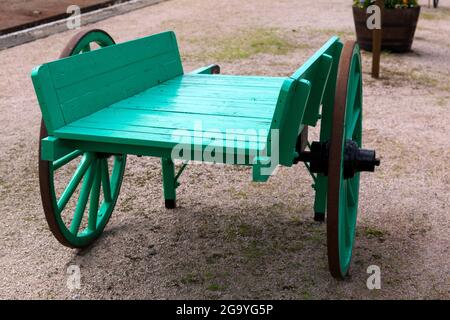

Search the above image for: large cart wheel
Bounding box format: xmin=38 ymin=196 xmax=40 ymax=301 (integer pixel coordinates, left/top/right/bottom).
xmin=39 ymin=29 xmax=126 ymax=248
xmin=327 ymin=41 xmax=363 ymax=278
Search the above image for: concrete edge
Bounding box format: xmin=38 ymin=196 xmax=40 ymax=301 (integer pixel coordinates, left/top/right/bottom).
xmin=0 ymin=0 xmax=167 ymax=51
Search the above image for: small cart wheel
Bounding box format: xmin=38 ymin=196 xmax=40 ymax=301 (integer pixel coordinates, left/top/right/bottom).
xmin=327 ymin=41 xmax=363 ymax=278
xmin=433 ymin=0 xmax=439 ymax=8
xmin=39 ymin=29 xmax=126 ymax=248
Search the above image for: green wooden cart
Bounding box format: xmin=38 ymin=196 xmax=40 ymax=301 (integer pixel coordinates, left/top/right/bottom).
xmin=31 ymin=29 xmax=380 ymax=278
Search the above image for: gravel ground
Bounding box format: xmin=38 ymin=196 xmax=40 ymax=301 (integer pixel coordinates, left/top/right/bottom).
xmin=0 ymin=0 xmax=449 ymax=299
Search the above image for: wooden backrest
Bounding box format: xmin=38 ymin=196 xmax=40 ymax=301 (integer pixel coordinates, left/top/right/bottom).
xmin=269 ymin=37 xmax=343 ymax=166
xmin=31 ymin=31 xmax=183 ymax=134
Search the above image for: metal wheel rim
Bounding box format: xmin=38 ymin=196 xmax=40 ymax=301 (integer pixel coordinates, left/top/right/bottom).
xmin=327 ymin=40 xmax=363 ymax=278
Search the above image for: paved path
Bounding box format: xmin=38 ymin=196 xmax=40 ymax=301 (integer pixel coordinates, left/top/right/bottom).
xmin=0 ymin=0 xmax=115 ymax=33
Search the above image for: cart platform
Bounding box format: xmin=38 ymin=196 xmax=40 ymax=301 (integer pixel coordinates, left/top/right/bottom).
xmin=53 ymin=74 xmax=285 ymax=153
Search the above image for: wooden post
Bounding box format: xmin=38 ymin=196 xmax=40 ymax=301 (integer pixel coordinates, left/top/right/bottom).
xmin=371 ymin=0 xmax=383 ymax=78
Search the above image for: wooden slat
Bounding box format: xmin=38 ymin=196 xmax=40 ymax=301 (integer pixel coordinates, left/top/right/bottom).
xmin=50 ymin=32 xmax=177 ymax=88
xmin=69 ymin=107 xmax=272 ymax=132
xmin=268 ymin=37 xmax=342 ymax=166
xmin=110 ymin=103 xmax=275 ymax=120
xmin=31 ymin=64 xmax=65 ymax=134
xmin=163 ymin=74 xmax=286 ymax=87
xmin=55 ymin=51 xmax=179 ymax=102
xmin=112 ymin=94 xmax=277 ymax=109
xmin=55 ymin=126 xmax=267 ymax=152
xmin=124 ymin=93 xmax=277 ymax=107
xmin=31 ymin=31 xmax=183 ymax=132
xmin=51 ymin=73 xmax=285 ymax=153
xmin=61 ymin=122 xmax=266 ymax=143
xmin=107 ymin=75 xmax=283 ymax=120
xmin=134 ymin=80 xmax=283 ymax=101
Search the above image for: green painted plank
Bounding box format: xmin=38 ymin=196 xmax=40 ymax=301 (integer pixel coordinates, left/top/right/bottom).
xmin=56 ymin=67 xmax=281 ymax=127
xmin=162 ymin=74 xmax=286 ymax=88
xmin=111 ymin=95 xmax=277 ymax=112
xmin=32 ymin=31 xmax=183 ymax=132
xmin=268 ymin=37 xmax=343 ymax=166
xmin=54 ymin=126 xmax=267 ymax=152
xmin=110 ymin=104 xmax=275 ymax=120
xmin=40 ymin=136 xmax=76 ymax=160
xmin=109 ymin=78 xmax=280 ymax=119
xmin=56 ymin=51 xmax=179 ymax=102
xmin=134 ymin=84 xmax=282 ymax=101
xmin=49 ymin=32 xmax=179 ymax=89
xmin=300 ymin=53 xmax=334 ymax=125
xmin=278 ymin=79 xmax=311 ymax=166
xmin=43 ymin=136 xmax=263 ymax=166
xmin=290 ymin=37 xmax=341 ymax=126
xmin=62 ymin=121 xmax=267 ymax=143
xmin=174 ymin=73 xmax=286 ymax=83
xmin=290 ymin=36 xmax=340 ymax=80
xmin=57 ymin=53 xmax=182 ymax=124
xmin=69 ymin=107 xmax=272 ymax=134
xmin=123 ymin=93 xmax=278 ymax=108
xmin=31 ymin=64 xmax=66 ymax=133
xmin=269 ymin=78 xmax=297 ymax=131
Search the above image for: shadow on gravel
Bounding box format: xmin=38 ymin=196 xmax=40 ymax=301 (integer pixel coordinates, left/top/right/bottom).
xmin=62 ymin=201 xmax=421 ymax=299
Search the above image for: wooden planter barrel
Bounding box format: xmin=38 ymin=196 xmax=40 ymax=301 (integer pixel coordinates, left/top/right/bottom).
xmin=353 ymin=6 xmax=421 ymax=53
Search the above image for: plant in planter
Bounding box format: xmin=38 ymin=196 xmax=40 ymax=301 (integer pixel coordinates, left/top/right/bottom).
xmin=353 ymin=0 xmax=421 ymax=52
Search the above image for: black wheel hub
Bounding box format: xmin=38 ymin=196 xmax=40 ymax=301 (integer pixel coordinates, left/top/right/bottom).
xmin=296 ymin=140 xmax=380 ymax=179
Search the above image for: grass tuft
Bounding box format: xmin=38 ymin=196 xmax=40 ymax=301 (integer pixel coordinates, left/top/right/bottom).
xmin=242 ymin=240 xmax=264 ymax=260
xmin=180 ymin=273 xmax=200 ymax=285
xmin=365 ymin=226 xmax=386 ymax=238
xmin=206 ymin=283 xmax=227 ymax=291
xmin=193 ymin=28 xmax=297 ymax=61
xmin=421 ymin=8 xmax=450 ymax=21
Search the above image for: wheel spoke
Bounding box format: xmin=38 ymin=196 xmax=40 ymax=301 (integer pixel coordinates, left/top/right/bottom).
xmin=347 ymin=72 xmax=360 ymax=117
xmin=81 ymin=44 xmax=91 ymax=53
xmin=344 ymin=214 xmax=351 ymax=247
xmin=88 ymin=161 xmax=101 ymax=231
xmin=57 ymin=153 xmax=93 ymax=213
xmin=101 ymin=158 xmax=112 ymax=203
xmin=347 ymin=108 xmax=361 ymax=138
xmin=347 ymin=178 xmax=356 ymax=207
xmin=53 ymin=150 xmax=83 ymax=170
xmin=70 ymin=158 xmax=96 ymax=234
xmin=352 ymin=79 xmax=361 ymax=112
xmin=341 ymin=181 xmax=351 ymax=247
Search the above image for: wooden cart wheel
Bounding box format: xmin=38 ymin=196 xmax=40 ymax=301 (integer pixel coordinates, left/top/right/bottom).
xmin=327 ymin=41 xmax=363 ymax=278
xmin=39 ymin=29 xmax=126 ymax=248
